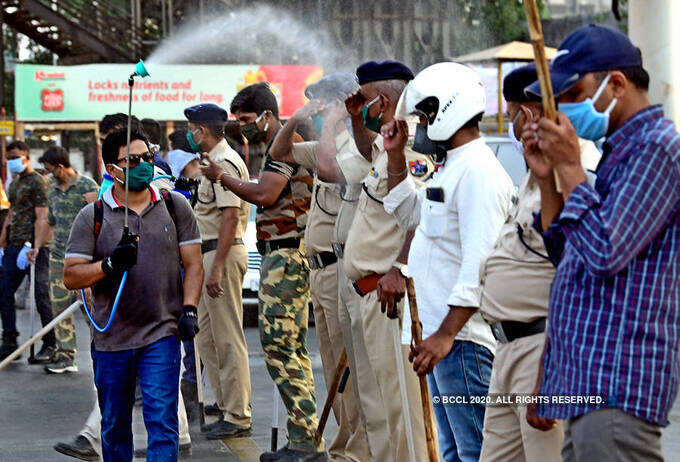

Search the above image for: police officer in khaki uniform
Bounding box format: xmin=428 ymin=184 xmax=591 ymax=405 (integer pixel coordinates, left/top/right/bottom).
xmin=185 ymin=104 xmax=252 ymax=439
xmin=342 ymin=61 xmax=435 ymax=462
xmin=202 ymin=83 xmax=327 ymax=461
xmin=477 ymin=65 xmax=600 ymax=462
xmin=268 ymin=74 xmax=371 ymax=462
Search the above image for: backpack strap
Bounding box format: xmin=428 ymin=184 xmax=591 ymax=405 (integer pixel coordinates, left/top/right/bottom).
xmin=160 ymin=189 xmax=178 ymax=231
xmin=93 ymin=199 xmax=104 ymax=239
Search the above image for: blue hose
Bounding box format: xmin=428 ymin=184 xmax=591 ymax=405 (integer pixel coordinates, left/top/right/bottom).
xmin=80 ymin=271 xmax=128 ymax=333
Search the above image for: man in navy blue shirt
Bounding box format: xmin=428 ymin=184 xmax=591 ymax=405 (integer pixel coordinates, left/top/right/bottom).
xmin=522 ymin=25 xmax=680 ymax=461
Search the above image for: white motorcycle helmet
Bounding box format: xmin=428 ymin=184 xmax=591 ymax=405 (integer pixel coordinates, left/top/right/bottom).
xmin=395 ymin=62 xmax=486 ymax=142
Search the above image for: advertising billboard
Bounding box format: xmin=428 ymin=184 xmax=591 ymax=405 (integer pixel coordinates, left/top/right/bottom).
xmin=15 ymin=64 xmax=323 ymax=121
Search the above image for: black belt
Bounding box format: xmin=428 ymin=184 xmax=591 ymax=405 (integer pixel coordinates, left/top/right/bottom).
xmin=306 ymin=251 xmax=337 ymax=270
xmin=256 ymin=237 xmax=300 ymax=256
xmin=201 ymin=238 xmax=243 ymax=254
xmin=490 ymin=317 xmax=546 ymax=344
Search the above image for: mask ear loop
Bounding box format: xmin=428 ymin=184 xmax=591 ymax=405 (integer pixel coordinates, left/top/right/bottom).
xmin=256 ymin=111 xmax=269 ymax=133
xmin=592 ymin=73 xmax=618 ymax=116
xmin=591 ymin=73 xmax=611 ymax=103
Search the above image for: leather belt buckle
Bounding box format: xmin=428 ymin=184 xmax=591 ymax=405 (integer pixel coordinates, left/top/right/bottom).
xmin=332 ymin=243 xmax=344 ymax=259
xmin=491 ymin=322 xmax=509 ymax=344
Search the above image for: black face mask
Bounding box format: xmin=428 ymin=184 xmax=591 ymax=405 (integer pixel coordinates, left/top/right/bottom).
xmin=412 ymin=124 xmax=448 ymax=164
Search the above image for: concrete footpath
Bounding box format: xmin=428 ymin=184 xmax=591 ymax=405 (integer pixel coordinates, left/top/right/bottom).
xmin=0 ymin=308 xmax=678 ymax=461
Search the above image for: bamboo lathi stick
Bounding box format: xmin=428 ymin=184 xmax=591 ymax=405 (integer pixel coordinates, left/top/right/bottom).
xmin=406 ymin=278 xmax=438 ymax=462
xmin=524 ymin=0 xmax=563 ymax=192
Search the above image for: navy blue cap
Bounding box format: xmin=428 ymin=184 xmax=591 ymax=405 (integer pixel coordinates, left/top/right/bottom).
xmin=526 ymin=24 xmax=642 ymax=97
xmin=356 ymin=60 xmax=414 ymax=85
xmin=305 ymin=73 xmax=358 ymax=100
xmin=503 ymin=64 xmax=541 ymax=103
xmin=184 ymin=103 xmax=228 ymax=123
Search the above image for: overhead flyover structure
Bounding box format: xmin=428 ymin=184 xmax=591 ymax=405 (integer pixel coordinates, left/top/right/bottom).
xmin=454 ymin=41 xmax=557 ymax=133
xmin=1 ymin=0 xmax=148 ymax=64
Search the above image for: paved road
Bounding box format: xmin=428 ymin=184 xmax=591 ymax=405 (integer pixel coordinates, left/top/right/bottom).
xmin=0 ymin=308 xmax=678 ymax=461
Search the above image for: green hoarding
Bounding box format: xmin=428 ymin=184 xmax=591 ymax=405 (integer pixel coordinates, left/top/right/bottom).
xmin=15 ymin=63 xmax=323 ymax=121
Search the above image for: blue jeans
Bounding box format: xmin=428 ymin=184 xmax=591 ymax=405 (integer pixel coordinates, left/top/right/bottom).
xmin=92 ymin=335 xmax=181 ymax=462
xmin=0 ymin=245 xmax=54 ymax=344
xmin=428 ymin=340 xmax=494 ymax=462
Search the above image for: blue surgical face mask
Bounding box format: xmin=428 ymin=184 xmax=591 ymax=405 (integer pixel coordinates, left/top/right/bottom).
xmin=558 ymin=74 xmax=617 ymax=141
xmin=7 ymin=157 xmax=26 ymax=174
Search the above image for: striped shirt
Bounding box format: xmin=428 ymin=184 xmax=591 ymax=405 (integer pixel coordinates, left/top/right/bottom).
xmin=535 ymin=105 xmax=680 ymax=426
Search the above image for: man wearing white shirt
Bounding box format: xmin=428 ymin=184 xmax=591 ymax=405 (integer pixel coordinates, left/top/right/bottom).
xmin=380 ymin=62 xmax=514 ymax=462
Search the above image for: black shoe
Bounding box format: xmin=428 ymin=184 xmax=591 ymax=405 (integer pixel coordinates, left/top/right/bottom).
xmin=134 ymin=442 xmax=191 ymax=458
xmin=44 ymin=358 xmax=78 ymax=374
xmin=200 ymin=415 xmax=224 ymax=433
xmin=205 ymin=420 xmax=252 ymax=439
xmin=204 ymin=402 xmax=221 ymax=416
xmin=260 ymin=446 xmax=328 ymax=462
xmin=0 ymin=331 xmax=19 ymax=361
xmin=53 ymin=435 xmax=99 ymax=461
xmin=31 ymin=344 xmax=57 ymax=364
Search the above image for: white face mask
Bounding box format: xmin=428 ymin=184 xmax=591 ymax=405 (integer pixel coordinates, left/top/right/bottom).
xmin=507 ymin=108 xmax=532 ymax=154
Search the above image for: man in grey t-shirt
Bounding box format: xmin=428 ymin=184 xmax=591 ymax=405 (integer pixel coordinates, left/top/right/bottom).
xmin=64 ymin=129 xmax=203 ymax=462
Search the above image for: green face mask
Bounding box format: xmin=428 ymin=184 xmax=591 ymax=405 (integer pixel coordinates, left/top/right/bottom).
xmin=361 ymin=96 xmax=382 ymax=133
xmin=114 ymin=162 xmax=155 ymax=192
xmin=312 ymin=113 xmax=324 ymax=135
xmin=240 ymin=113 xmax=268 ymax=143
xmin=186 ymin=129 xmax=201 ymax=152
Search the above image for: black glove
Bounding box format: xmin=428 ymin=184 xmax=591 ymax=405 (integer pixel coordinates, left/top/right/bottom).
xmin=177 ymin=305 xmax=199 ymax=340
xmin=101 ymin=231 xmax=139 ymax=277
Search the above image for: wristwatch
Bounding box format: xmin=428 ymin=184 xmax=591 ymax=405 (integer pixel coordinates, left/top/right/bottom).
xmin=392 ymin=262 xmax=409 ymax=278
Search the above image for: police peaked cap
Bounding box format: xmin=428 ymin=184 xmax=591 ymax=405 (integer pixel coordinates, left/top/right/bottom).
xmin=356 ymin=60 xmax=414 ymax=85
xmin=305 ymin=73 xmax=358 ymax=100
xmin=184 ymin=103 xmax=228 ymax=123
xmin=503 ymin=64 xmax=541 ymax=103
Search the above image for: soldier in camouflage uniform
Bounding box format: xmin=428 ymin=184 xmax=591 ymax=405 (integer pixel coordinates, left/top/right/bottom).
xmin=201 ymin=83 xmax=326 ymax=462
xmin=0 ymin=141 xmax=55 ymax=361
xmin=29 ymin=146 xmax=98 ymax=373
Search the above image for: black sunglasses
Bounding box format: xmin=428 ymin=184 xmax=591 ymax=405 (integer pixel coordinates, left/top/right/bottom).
xmin=115 ymin=152 xmax=154 ymax=168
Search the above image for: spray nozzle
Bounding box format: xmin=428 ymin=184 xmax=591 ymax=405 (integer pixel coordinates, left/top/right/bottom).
xmin=129 ymin=60 xmax=150 ymax=86
xmin=134 ymin=60 xmax=150 ymax=78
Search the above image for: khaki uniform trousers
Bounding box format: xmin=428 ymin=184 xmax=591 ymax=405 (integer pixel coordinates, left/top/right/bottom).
xmin=310 ymin=262 xmax=371 ymax=462
xmin=197 ymin=245 xmax=252 ymax=427
xmin=357 ymin=289 xmax=431 ymax=462
xmin=479 ymin=332 xmax=563 ymax=462
xmin=337 ymin=261 xmax=391 ymax=462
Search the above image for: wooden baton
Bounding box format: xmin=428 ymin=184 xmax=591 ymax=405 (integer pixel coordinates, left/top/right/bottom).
xmin=524 ymin=0 xmax=563 ymax=192
xmin=406 ymin=278 xmax=438 ymax=462
xmin=314 ymin=348 xmax=348 ymax=444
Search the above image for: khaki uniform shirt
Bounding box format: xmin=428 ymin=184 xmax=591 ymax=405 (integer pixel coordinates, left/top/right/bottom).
xmin=291 ymin=130 xmax=362 ymax=256
xmin=344 ymin=139 xmax=434 ymax=281
xmin=479 ymin=139 xmax=601 ymax=324
xmin=332 ymin=133 xmax=374 ymax=247
xmin=194 ymin=139 xmax=250 ymax=241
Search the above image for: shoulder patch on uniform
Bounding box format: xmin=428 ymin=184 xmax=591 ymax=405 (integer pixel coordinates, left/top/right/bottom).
xmin=409 ymin=160 xmax=428 ymax=177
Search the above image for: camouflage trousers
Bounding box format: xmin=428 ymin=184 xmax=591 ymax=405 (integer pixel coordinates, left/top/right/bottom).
xmin=258 ymin=247 xmax=322 ymax=452
xmin=49 ymin=256 xmax=78 ymax=362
